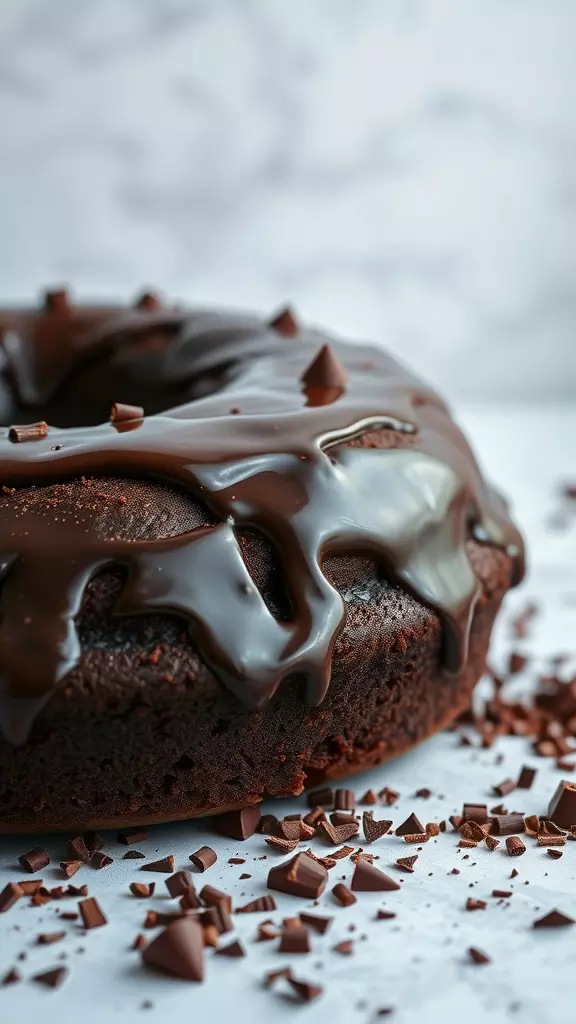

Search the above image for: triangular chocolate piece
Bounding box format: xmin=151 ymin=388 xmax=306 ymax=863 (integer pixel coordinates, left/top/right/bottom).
xmin=288 ymin=978 xmax=323 ymax=1003
xmin=396 ymin=855 xmax=418 ymax=873
xmin=363 ymin=812 xmax=392 ymax=843
xmin=316 ymin=820 xmax=359 ymax=846
xmin=33 ymin=967 xmax=68 ymax=989
xmin=301 ymin=344 xmax=347 ymax=390
xmin=142 ymin=917 xmax=204 ymax=981
xmin=268 ymin=852 xmax=328 ymax=899
xmin=269 ymin=306 xmax=298 ymax=337
xmin=396 ymin=813 xmax=424 ymax=836
xmin=141 ymin=855 xmax=174 ymax=873
xmin=214 ymin=806 xmax=261 ymax=841
xmin=351 ymin=858 xmax=400 ymax=892
xmin=533 ymin=909 xmax=574 ymax=929
xmin=215 ymin=939 xmax=245 ymax=958
xmin=135 ymin=291 xmax=161 ymax=311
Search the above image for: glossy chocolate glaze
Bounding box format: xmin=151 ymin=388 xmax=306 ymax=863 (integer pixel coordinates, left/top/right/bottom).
xmin=0 ymin=292 xmax=524 ymax=744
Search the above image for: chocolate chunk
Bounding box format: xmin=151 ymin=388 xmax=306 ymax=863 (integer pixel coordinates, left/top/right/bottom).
xmin=449 ymin=815 xmax=463 ymax=831
xmin=547 ymin=849 xmax=563 ymax=859
xmin=533 ymin=909 xmax=574 ymax=928
xmin=165 ymin=871 xmax=194 ymax=899
xmin=200 ymin=905 xmax=232 ymax=935
xmin=189 ymin=847 xmax=217 ymax=872
xmin=459 ymin=820 xmax=486 ymax=842
xmin=360 ymin=790 xmax=378 ymax=805
xmin=1 ymin=968 xmax=20 ymax=985
xmin=316 ymin=820 xmax=359 ymax=846
xmin=82 ymin=832 xmax=104 ymax=858
xmin=44 ymin=287 xmax=69 ymax=312
xmin=269 ymin=306 xmax=298 ymax=337
xmin=465 ymin=899 xmax=487 ymax=911
xmin=18 ymin=848 xmax=50 ymax=873
xmin=300 ymin=913 xmax=333 ymax=935
xmin=204 ymin=924 xmax=219 ymax=948
xmin=257 ymin=921 xmax=279 ymax=941
xmin=215 ymin=939 xmax=245 ymax=958
xmin=134 ymin=291 xmax=161 ymax=311
xmin=118 ymin=830 xmax=148 ymax=845
xmin=351 ymin=860 xmax=400 ymax=892
xmin=256 ymin=814 xmax=279 ymax=835
xmin=468 ymin=947 xmax=490 ymax=965
xmin=60 ymin=912 xmax=78 ymax=921
xmin=517 ymin=766 xmax=536 ymax=789
xmin=395 ymin=856 xmax=418 ymax=873
xmin=60 ymin=860 xmax=82 ymax=878
xmin=426 ymin=822 xmax=441 ymax=838
xmin=78 ymin=897 xmax=107 ymax=929
xmin=491 ymin=814 xmax=525 ymax=835
xmin=142 ymin=917 xmax=204 ymax=981
xmin=462 ymin=804 xmax=488 ymax=824
xmin=484 ymin=834 xmax=500 ymax=851
xmin=180 ymin=886 xmax=200 ymax=911
xmin=334 ymin=939 xmax=354 ymax=955
xmin=266 ymin=836 xmax=299 ymax=854
xmin=298 ymin=821 xmax=315 ymax=840
xmin=458 ymin=839 xmax=478 ymax=849
xmin=379 ymin=787 xmax=399 ymax=805
xmin=307 ymin=788 xmax=333 ymax=808
xmin=506 ymin=836 xmax=526 ymax=857
xmin=264 ymin=967 xmax=294 ymax=988
xmin=376 ymin=910 xmax=396 ymax=920
xmin=141 ymin=856 xmax=174 ymax=873
xmin=334 ymin=789 xmax=355 ymax=811
xmin=67 ymin=884 xmax=88 ymax=896
xmin=279 ymin=925 xmax=311 ymax=954
xmin=362 ymin=813 xmax=392 ymax=843
xmin=332 ymin=883 xmax=357 ymax=907
xmin=509 ymin=651 xmax=528 ymax=674
xmin=492 ymin=779 xmax=517 ymax=797
xmin=301 ymin=345 xmax=347 ymax=394
xmin=19 ymin=880 xmax=44 ymax=894
xmin=214 ymin=805 xmax=261 ymax=841
xmin=130 ymin=883 xmax=154 ymax=898
xmin=199 ymin=885 xmax=232 ymax=914
xmin=395 ymin=813 xmax=424 ymax=836
xmin=37 ymin=931 xmax=66 ymax=945
xmin=123 ymin=851 xmax=146 ymax=860
xmin=278 ymin=819 xmax=301 ymax=841
xmin=492 ymin=890 xmax=512 ymax=898
xmin=524 ymin=814 xmax=540 ymax=836
xmin=329 ymin=811 xmax=356 ymax=827
xmin=236 ymin=895 xmax=277 ymax=913
xmin=8 ymin=422 xmax=48 ymax=443
xmin=288 ymin=977 xmax=323 ymax=1003
xmin=33 ymin=967 xmax=68 ymax=989
xmin=548 ymin=779 xmax=576 ymax=828
xmin=268 ymin=852 xmax=328 ymax=900
xmin=91 ymin=852 xmax=113 ymax=870
xmin=0 ymin=882 xmax=23 ymax=912
xmin=228 ymin=857 xmax=245 ymax=865
xmin=65 ymin=836 xmax=91 ymax=862
xmin=110 ymin=403 xmax=144 ymax=424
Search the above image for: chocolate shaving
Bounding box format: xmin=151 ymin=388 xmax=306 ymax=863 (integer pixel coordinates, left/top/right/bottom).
xmin=91 ymin=852 xmax=113 ymax=870
xmin=18 ymin=848 xmax=49 ymax=874
xmin=395 ymin=856 xmax=418 ymax=873
xmin=189 ymin=847 xmax=217 ymax=872
xmin=110 ymin=403 xmax=144 ymax=424
xmin=316 ymin=820 xmax=359 ymax=846
xmin=506 ymin=836 xmax=526 ymax=857
xmin=8 ymin=422 xmax=48 ymax=444
xmin=265 ymin=836 xmax=299 ymax=854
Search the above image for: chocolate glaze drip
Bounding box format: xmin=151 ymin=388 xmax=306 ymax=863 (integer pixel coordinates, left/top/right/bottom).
xmin=0 ymin=295 xmax=524 ymax=744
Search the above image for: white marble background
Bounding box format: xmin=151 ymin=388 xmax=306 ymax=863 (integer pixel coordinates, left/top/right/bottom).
xmin=0 ymin=0 xmax=575 ymax=400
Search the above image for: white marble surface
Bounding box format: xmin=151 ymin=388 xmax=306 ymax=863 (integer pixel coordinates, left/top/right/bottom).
xmin=1 ymin=0 xmax=575 ymax=398
xmin=0 ymin=404 xmax=575 ymax=1024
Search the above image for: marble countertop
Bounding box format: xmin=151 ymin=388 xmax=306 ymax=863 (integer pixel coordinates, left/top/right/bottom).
xmin=0 ymin=403 xmax=574 ymax=1024
xmin=0 ymin=0 xmax=575 ymax=399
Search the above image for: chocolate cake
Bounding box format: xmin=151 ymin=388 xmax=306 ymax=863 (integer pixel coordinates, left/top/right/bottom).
xmin=0 ymin=290 xmax=523 ymax=832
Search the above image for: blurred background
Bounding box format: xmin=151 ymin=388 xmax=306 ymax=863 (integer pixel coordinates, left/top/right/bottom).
xmin=0 ymin=0 xmax=575 ymax=400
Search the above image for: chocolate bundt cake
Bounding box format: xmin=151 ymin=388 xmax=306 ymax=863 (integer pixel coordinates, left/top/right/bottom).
xmin=0 ymin=290 xmax=523 ymax=832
